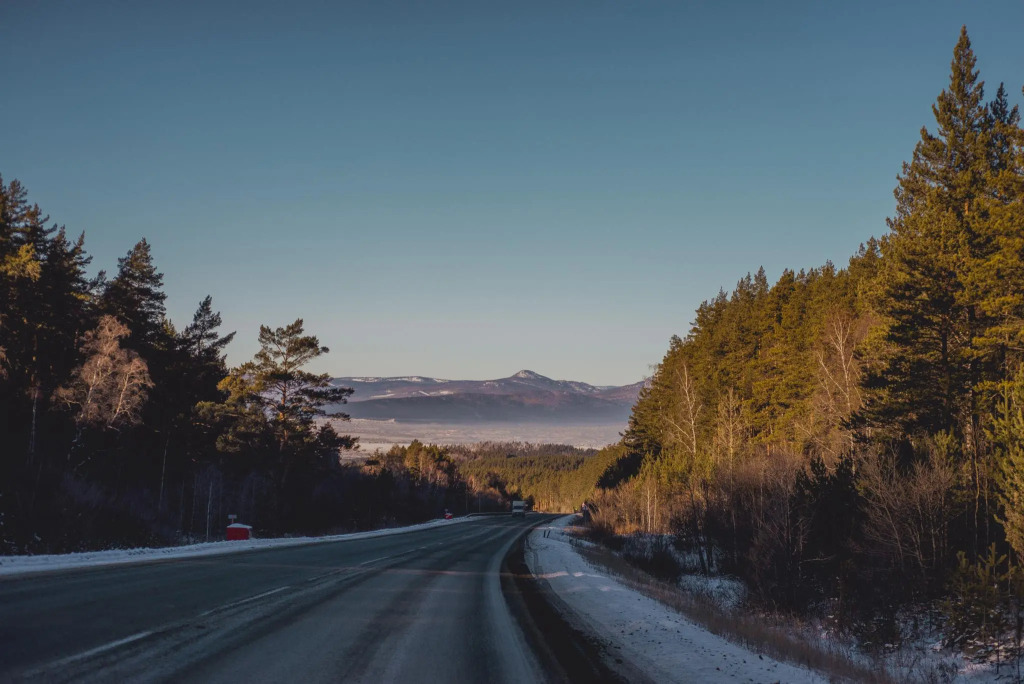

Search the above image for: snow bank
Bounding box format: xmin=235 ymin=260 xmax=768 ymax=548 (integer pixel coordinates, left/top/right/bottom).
xmin=676 ymin=573 xmax=747 ymax=612
xmin=0 ymin=517 xmax=468 ymax=577
xmin=617 ymin=533 xmax=747 ymax=610
xmin=525 ymin=515 xmax=825 ymax=684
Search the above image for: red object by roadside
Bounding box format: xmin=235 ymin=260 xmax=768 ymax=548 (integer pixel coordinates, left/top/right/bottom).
xmin=444 ymin=512 xmax=453 ymax=520
xmin=226 ymin=523 xmax=252 ymax=540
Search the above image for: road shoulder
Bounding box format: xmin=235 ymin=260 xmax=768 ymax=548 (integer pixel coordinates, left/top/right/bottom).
xmin=502 ymin=516 xmax=645 ymax=684
xmin=524 ymin=515 xmax=825 ymax=684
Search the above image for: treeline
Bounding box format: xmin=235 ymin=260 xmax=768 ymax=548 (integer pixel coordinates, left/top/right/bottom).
xmin=0 ymin=183 xmax=471 ymax=552
xmin=591 ymin=27 xmax=1024 ymax=645
xmin=446 ymin=441 xmax=600 ymax=461
xmin=453 ymin=442 xmax=624 ymax=512
xmin=355 ymin=440 xmax=500 ymax=518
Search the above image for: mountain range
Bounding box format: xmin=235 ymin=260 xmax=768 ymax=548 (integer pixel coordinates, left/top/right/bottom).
xmin=330 ymin=370 xmax=646 ymax=424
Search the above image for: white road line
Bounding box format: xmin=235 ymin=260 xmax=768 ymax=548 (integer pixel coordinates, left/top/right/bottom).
xmin=38 ymin=630 xmax=154 ymax=670
xmin=198 ymin=586 xmax=290 ymax=617
xmin=358 ymin=545 xmax=430 ymax=567
xmin=304 ymin=568 xmax=347 ymax=583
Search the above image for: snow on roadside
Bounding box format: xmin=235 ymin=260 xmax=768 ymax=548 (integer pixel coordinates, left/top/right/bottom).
xmin=0 ymin=517 xmax=469 ymax=577
xmin=525 ymin=515 xmax=825 ymax=684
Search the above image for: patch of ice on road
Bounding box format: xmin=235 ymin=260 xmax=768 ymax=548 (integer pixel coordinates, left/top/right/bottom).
xmin=0 ymin=517 xmax=469 ymax=577
xmin=525 ymin=516 xmax=825 ymax=684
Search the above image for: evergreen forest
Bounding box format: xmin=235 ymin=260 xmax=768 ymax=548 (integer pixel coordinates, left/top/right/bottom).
xmin=577 ymin=27 xmax=1024 ymax=649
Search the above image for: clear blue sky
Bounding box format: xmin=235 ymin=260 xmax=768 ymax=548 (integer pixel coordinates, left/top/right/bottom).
xmin=2 ymin=1 xmax=1022 ymax=386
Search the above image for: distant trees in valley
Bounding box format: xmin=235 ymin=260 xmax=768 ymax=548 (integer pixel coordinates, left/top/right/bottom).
xmin=452 ymin=442 xmax=624 ymax=513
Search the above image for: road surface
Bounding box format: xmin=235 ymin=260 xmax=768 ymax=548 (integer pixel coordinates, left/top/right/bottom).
xmin=0 ymin=514 xmax=596 ymax=683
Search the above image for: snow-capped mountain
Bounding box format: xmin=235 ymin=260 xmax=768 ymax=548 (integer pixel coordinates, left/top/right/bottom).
xmin=331 ymin=371 xmax=645 ymax=424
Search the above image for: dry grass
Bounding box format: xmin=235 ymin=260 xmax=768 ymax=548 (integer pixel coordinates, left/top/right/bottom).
xmin=570 ymin=535 xmax=894 ymax=684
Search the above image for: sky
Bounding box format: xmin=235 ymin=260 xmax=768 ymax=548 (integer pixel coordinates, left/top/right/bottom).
xmin=2 ymin=1 xmax=1023 ymax=386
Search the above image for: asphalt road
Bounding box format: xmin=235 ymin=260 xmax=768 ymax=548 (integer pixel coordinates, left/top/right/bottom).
xmin=0 ymin=514 xmax=570 ymax=683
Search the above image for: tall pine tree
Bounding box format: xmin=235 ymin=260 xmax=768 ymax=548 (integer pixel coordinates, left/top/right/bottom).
xmin=101 ymin=239 xmax=167 ymax=353
xmin=864 ymin=27 xmax=996 ymax=445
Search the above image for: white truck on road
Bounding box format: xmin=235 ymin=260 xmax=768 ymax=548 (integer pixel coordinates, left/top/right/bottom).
xmin=511 ymin=500 xmax=527 ymax=517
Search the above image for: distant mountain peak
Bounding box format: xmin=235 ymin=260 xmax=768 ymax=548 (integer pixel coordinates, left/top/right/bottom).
xmin=512 ymin=369 xmax=547 ymax=380
xmin=331 ymin=371 xmax=645 ymax=424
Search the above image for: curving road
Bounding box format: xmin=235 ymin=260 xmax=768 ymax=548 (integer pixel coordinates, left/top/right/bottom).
xmin=0 ymin=514 xmax=600 ymax=683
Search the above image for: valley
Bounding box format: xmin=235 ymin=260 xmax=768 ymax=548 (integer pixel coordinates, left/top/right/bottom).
xmin=339 ymin=418 xmax=624 ymax=454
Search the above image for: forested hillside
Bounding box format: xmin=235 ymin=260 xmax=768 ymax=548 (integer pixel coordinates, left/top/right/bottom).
xmin=451 ymin=442 xmax=624 ymax=512
xmin=590 ymin=27 xmax=1024 ymax=645
xmin=0 ymin=190 xmax=481 ymax=552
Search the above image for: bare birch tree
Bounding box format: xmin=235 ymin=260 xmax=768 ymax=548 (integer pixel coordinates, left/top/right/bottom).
xmin=57 ymin=316 xmax=152 ymax=440
xmin=714 ymin=387 xmax=744 ymax=467
xmin=810 ymin=313 xmax=869 ymax=455
xmin=665 ymin=363 xmax=702 ymax=463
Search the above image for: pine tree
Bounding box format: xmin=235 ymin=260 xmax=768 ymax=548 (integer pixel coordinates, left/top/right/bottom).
xmin=25 ymin=229 xmax=92 ymax=459
xmin=220 ymin=319 xmax=356 ymax=492
xmin=181 ymin=296 xmax=235 ymax=366
xmin=101 ymin=239 xmax=167 ymax=351
xmin=892 ymin=26 xmax=991 ymax=226
xmin=974 ymin=85 xmax=1024 ymax=378
xmin=986 ymin=83 xmax=1021 ymax=181
xmin=247 ymin=319 xmax=352 ymax=440
xmin=988 ymin=367 xmax=1024 ymax=562
xmin=864 ymin=27 xmax=996 ymax=442
xmin=866 ymin=207 xmax=969 ymax=437
xmin=152 ymin=297 xmax=236 ymax=510
xmin=0 ymin=177 xmax=92 ymax=462
xmin=177 ymin=296 xmax=236 ymax=410
xmin=1 ymin=177 xmax=48 ymax=396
